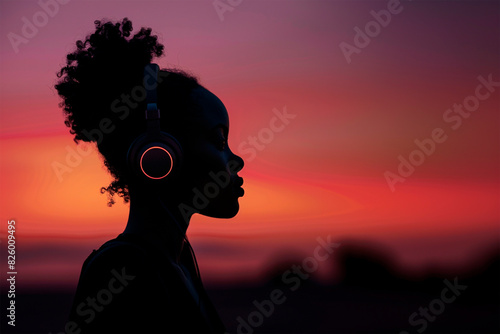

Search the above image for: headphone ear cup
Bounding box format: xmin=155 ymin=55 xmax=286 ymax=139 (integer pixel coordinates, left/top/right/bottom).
xmin=127 ymin=132 xmax=183 ymax=182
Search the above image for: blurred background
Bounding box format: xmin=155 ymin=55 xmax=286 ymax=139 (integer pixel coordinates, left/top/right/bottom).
xmin=0 ymin=0 xmax=499 ymax=333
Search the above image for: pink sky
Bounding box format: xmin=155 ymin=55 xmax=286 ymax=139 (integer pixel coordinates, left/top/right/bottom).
xmin=0 ymin=0 xmax=499 ymax=288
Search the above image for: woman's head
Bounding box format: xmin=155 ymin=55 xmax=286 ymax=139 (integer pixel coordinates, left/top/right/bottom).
xmin=55 ymin=18 xmax=244 ymax=218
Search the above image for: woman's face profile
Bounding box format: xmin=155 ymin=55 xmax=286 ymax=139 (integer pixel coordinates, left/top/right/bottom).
xmin=172 ymin=86 xmax=244 ymax=219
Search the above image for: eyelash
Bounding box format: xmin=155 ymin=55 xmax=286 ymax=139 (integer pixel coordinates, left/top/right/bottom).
xmin=213 ymin=131 xmax=227 ymax=151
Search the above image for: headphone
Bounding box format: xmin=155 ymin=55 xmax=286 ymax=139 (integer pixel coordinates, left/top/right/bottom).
xmin=126 ymin=64 xmax=206 ymax=316
xmin=127 ymin=64 xmax=183 ymax=182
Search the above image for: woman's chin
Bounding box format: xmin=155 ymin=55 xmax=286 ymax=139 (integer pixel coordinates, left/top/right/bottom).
xmin=201 ymin=200 xmax=240 ymax=219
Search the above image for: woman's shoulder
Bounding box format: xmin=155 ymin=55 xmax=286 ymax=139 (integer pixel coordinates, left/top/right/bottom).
xmin=80 ymin=234 xmax=149 ymax=278
xmin=70 ymin=234 xmax=225 ymax=333
xmin=76 ymin=233 xmax=181 ymax=299
xmin=69 ymin=235 xmax=174 ymax=333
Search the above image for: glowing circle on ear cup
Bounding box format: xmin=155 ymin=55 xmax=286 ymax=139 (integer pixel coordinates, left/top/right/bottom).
xmin=140 ymin=146 xmax=173 ymax=180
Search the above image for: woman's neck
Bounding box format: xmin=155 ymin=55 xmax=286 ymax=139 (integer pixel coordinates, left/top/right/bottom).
xmin=124 ymin=191 xmax=192 ymax=263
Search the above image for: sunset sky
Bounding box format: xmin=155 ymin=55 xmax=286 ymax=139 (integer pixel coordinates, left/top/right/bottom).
xmin=0 ymin=0 xmax=499 ymax=289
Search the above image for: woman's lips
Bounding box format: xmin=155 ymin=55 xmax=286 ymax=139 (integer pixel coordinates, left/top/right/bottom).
xmin=235 ymin=176 xmax=244 ymax=187
xmin=235 ymin=177 xmax=244 ymax=197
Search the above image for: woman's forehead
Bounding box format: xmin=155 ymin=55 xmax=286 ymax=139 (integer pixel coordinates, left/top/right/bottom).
xmin=190 ymin=87 xmax=229 ymax=130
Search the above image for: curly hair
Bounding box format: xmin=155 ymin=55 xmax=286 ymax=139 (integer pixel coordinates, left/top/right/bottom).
xmin=55 ymin=18 xmax=200 ymax=205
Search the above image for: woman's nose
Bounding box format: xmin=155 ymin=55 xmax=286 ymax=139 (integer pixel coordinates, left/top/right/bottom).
xmin=230 ymin=152 xmax=244 ymax=173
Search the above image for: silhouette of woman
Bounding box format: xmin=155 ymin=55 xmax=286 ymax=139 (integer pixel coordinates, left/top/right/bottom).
xmin=55 ymin=18 xmax=244 ymax=333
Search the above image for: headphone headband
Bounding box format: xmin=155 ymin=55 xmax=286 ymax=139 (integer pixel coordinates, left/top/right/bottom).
xmin=144 ymin=64 xmax=160 ymax=121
